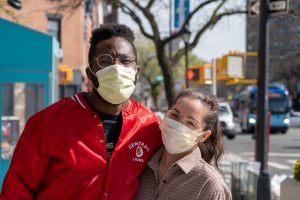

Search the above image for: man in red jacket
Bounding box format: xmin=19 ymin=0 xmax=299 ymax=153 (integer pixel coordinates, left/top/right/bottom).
xmin=0 ymin=24 xmax=162 ymax=200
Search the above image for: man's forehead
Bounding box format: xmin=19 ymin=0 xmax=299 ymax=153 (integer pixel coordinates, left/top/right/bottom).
xmin=94 ymin=37 xmax=135 ymax=55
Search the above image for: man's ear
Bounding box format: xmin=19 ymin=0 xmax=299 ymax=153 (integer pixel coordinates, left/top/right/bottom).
xmin=86 ymin=67 xmax=92 ymax=80
xmin=198 ymin=130 xmax=212 ymax=143
xmin=135 ymin=65 xmax=141 ymax=80
xmin=86 ymin=66 xmax=99 ymax=88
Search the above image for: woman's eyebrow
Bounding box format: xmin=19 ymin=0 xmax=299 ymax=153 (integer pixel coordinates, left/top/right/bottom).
xmin=187 ymin=116 xmax=199 ymax=123
xmin=187 ymin=116 xmax=201 ymax=125
xmin=172 ymin=108 xmax=201 ymax=124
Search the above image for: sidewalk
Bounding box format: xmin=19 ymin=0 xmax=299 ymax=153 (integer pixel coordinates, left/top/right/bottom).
xmin=222 ymin=152 xmax=244 ymax=162
xmin=220 ymin=152 xmax=244 ymax=191
xmin=219 ymin=152 xmax=261 ymax=200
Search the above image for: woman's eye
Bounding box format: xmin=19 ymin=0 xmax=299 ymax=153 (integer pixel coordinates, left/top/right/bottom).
xmin=169 ymin=113 xmax=178 ymax=119
xmin=187 ymin=121 xmax=194 ymax=126
xmin=187 ymin=121 xmax=196 ymax=128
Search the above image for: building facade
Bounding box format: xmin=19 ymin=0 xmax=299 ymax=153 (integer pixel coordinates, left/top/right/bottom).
xmin=1 ymin=0 xmax=101 ymax=98
xmin=246 ymin=0 xmax=300 ymax=96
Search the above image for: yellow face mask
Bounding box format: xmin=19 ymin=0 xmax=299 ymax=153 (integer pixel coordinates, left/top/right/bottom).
xmin=160 ymin=117 xmax=207 ymax=154
xmin=90 ymin=64 xmax=136 ymax=104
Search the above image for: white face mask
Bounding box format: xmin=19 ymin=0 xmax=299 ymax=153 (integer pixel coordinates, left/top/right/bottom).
xmin=90 ymin=64 xmax=136 ymax=104
xmin=160 ymin=117 xmax=206 ymax=154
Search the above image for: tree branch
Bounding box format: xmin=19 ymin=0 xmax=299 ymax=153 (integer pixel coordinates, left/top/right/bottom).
xmin=146 ymin=0 xmax=156 ymax=10
xmin=127 ymin=0 xmax=161 ymax=42
xmin=118 ymin=2 xmax=154 ymax=40
xmin=172 ymin=9 xmax=246 ymax=63
xmin=190 ymin=10 xmax=246 ymax=48
xmin=161 ymin=0 xmax=219 ymax=46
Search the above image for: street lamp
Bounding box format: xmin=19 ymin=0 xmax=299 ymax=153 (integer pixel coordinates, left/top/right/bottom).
xmin=182 ymin=28 xmax=191 ymax=88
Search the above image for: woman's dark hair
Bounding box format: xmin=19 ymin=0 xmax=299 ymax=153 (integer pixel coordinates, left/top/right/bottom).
xmin=172 ymin=87 xmax=224 ymax=172
xmin=88 ymin=23 xmax=136 ymax=65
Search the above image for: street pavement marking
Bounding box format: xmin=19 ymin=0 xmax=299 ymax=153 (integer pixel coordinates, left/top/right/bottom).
xmin=240 ymin=152 xmax=300 ymax=158
xmin=221 ymin=153 xmax=244 ymax=161
xmin=287 ymin=159 xmax=297 ymax=164
xmin=242 ymin=159 xmax=292 ymax=170
xmin=237 ymin=153 xmax=295 ymax=170
xmin=268 ymin=162 xmax=291 ymax=170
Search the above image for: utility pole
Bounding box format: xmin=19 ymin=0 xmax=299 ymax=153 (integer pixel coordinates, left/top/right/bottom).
xmin=169 ymin=0 xmax=172 ymax=59
xmin=184 ymin=41 xmax=189 ymax=88
xmin=212 ymin=59 xmax=217 ymax=96
xmin=181 ymin=27 xmax=191 ymax=89
xmin=256 ymin=0 xmax=271 ymax=199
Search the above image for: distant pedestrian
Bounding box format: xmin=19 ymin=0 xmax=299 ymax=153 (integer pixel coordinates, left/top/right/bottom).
xmin=135 ymin=88 xmax=231 ymax=200
xmin=0 ymin=24 xmax=162 ymax=200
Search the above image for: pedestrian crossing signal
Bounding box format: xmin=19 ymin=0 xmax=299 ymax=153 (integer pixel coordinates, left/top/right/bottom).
xmin=186 ymin=68 xmax=200 ymax=81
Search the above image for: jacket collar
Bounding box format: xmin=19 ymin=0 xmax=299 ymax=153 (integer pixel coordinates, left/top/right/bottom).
xmin=72 ymin=93 xmax=136 ymax=115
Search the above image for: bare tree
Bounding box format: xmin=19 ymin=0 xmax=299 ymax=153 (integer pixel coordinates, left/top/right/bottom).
xmin=135 ymin=35 xmax=162 ymax=110
xmin=271 ymin=51 xmax=300 ymax=97
xmin=109 ymin=0 xmax=246 ymax=107
xmin=1 ymin=0 xmax=246 ymax=107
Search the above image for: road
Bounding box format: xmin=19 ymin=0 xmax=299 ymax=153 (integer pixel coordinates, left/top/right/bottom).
xmin=224 ymin=128 xmax=300 ymax=177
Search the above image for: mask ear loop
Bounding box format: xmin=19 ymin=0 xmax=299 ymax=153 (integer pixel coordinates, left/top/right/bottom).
xmin=89 ymin=66 xmax=96 ymax=76
xmin=88 ymin=66 xmax=100 ymax=89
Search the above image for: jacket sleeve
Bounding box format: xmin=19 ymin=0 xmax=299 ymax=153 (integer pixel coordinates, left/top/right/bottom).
xmin=0 ymin=114 xmax=49 ymax=199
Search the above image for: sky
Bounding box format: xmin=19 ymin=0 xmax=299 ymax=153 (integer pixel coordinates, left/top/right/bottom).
xmin=192 ymin=14 xmax=246 ymax=61
xmin=118 ymin=1 xmax=246 ymax=62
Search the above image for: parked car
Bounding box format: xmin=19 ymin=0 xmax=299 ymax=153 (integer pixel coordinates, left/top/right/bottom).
xmin=290 ymin=111 xmax=300 ymax=127
xmin=219 ymin=102 xmax=237 ymax=139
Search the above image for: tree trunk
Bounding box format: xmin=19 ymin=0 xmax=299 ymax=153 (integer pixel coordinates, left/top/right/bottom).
xmin=155 ymin=44 xmax=175 ymax=108
xmin=151 ymin=89 xmax=158 ymax=110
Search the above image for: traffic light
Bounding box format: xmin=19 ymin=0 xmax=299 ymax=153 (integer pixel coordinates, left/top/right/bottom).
xmin=186 ymin=68 xmax=200 ymax=81
xmin=7 ymin=0 xmax=22 ymax=10
xmin=59 ymin=65 xmax=73 ymax=84
xmin=216 ymin=56 xmax=229 ymax=80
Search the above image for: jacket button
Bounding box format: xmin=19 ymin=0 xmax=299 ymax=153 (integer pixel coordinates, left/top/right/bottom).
xmin=100 ymin=139 xmax=104 ymax=144
xmin=104 ymin=193 xmax=108 ymax=197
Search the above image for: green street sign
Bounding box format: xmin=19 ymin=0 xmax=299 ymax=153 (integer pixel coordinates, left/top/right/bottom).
xmin=155 ymin=75 xmax=164 ymax=82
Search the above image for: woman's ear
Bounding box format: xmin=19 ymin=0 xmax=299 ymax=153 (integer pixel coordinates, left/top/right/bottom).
xmin=197 ymin=130 xmax=212 ymax=143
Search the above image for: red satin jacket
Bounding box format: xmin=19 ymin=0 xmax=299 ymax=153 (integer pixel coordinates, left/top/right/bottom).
xmin=0 ymin=93 xmax=162 ymax=200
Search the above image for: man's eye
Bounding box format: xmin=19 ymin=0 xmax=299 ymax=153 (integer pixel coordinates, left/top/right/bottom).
xmin=120 ymin=59 xmax=132 ymax=64
xmin=99 ymin=60 xmax=111 ymax=65
xmin=98 ymin=58 xmax=112 ymax=66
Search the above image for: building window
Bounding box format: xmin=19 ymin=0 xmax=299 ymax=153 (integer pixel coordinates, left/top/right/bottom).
xmin=47 ymin=13 xmax=62 ymax=46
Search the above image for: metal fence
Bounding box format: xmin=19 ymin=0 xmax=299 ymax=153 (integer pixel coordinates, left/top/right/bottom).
xmin=220 ymin=160 xmax=261 ymax=200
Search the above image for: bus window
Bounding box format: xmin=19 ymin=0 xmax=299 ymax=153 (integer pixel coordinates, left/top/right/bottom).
xmin=269 ymin=98 xmax=289 ymax=114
